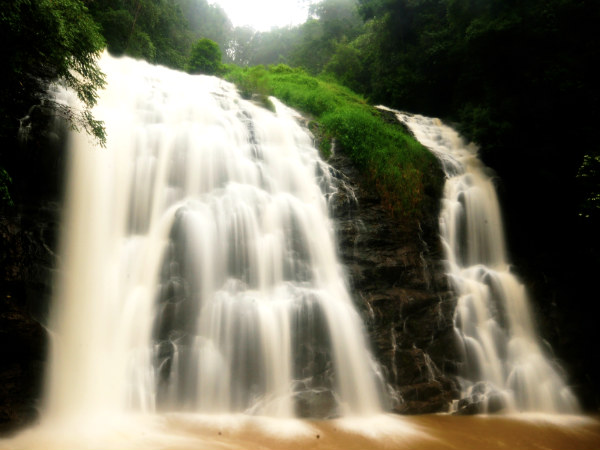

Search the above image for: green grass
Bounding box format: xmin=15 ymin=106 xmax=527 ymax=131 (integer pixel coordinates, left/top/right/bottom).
xmin=224 ymin=64 xmax=442 ymax=220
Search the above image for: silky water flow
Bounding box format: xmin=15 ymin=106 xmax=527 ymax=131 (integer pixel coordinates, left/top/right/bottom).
xmin=44 ymin=53 xmax=385 ymax=424
xmin=3 ymin=55 xmax=599 ymax=450
xmin=385 ymin=108 xmax=579 ymax=414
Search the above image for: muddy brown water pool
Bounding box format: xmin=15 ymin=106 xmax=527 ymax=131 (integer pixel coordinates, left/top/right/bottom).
xmin=2 ymin=413 xmax=599 ymax=450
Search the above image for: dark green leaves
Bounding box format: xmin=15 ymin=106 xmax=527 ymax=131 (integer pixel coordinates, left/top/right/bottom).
xmin=1 ymin=0 xmax=106 ymax=146
xmin=186 ymin=38 xmax=223 ymax=75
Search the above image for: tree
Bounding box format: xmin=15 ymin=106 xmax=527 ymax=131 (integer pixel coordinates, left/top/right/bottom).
xmin=186 ymin=38 xmax=223 ymax=75
xmin=0 ymin=0 xmax=107 ymax=207
xmin=87 ymin=0 xmax=193 ymax=69
xmin=226 ymin=26 xmax=258 ymax=66
xmin=175 ymin=0 xmax=233 ymax=53
xmin=310 ymin=0 xmax=362 ymax=42
xmin=323 ymin=41 xmax=364 ymax=92
xmin=1 ymin=0 xmax=107 ymax=145
xmin=246 ymin=26 xmax=302 ymax=66
xmin=288 ymin=0 xmax=363 ymax=75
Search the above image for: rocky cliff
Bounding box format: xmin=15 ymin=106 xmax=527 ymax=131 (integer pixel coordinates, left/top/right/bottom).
xmin=326 ymin=145 xmax=461 ymax=414
xmin=0 ymin=206 xmax=57 ymax=435
xmin=0 ymin=111 xmax=65 ymax=435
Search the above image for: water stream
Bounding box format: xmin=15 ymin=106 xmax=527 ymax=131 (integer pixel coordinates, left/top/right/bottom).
xmin=386 ymin=109 xmax=579 ymax=413
xmin=44 ymin=53 xmax=383 ymax=422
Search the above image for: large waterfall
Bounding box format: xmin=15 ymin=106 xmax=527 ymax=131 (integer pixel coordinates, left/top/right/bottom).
xmin=389 ymin=110 xmax=579 ymax=414
xmin=44 ymin=53 xmax=383 ymax=422
xmin=5 ymin=54 xmax=600 ymax=450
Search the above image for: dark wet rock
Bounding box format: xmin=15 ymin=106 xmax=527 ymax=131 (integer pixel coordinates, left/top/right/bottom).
xmin=0 ymin=193 xmax=61 ymax=436
xmin=294 ymin=389 xmax=340 ymax=419
xmin=395 ymin=381 xmax=456 ymax=414
xmin=327 ymin=149 xmax=461 ymax=414
xmin=0 ymin=296 xmax=47 ymax=435
xmin=454 ymin=381 xmax=509 ymax=415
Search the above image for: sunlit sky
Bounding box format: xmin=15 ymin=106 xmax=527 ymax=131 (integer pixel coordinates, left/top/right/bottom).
xmin=210 ymin=0 xmax=312 ymax=31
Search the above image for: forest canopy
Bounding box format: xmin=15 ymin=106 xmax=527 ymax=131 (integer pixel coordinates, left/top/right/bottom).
xmin=1 ymin=0 xmax=598 ymax=251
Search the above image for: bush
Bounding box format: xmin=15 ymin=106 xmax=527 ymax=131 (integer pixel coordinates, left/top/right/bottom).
xmin=186 ymin=38 xmax=222 ymax=75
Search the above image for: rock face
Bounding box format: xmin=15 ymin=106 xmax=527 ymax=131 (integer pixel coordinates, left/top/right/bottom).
xmin=326 ymin=147 xmax=461 ymax=414
xmin=0 ymin=111 xmax=64 ymax=435
xmin=0 ymin=208 xmax=58 ymax=435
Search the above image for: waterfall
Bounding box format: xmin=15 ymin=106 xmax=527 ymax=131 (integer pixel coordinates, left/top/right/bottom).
xmin=384 ymin=108 xmax=579 ymax=414
xmin=45 ymin=53 xmax=383 ymax=422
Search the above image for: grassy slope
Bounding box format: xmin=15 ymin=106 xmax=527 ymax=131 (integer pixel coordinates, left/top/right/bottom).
xmin=224 ymin=64 xmax=442 ymax=221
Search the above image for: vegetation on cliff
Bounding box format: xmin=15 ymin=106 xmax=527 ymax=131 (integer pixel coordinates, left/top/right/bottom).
xmin=226 ymin=64 xmax=442 ymax=219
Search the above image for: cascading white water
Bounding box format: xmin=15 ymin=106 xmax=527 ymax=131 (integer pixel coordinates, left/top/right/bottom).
xmin=45 ymin=53 xmax=383 ymax=422
xmin=385 ymin=108 xmax=579 ymax=413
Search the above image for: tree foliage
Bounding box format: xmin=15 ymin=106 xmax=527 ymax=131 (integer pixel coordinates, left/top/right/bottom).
xmin=1 ymin=0 xmax=107 ymax=206
xmin=186 ymin=38 xmax=223 ymax=75
xmin=225 ymin=0 xmax=362 ymax=73
xmin=2 ymin=0 xmax=597 ymax=258
xmin=86 ymin=0 xmax=192 ymax=69
xmin=175 ymin=0 xmax=232 ymax=52
xmin=1 ymin=0 xmax=107 ymax=142
xmin=345 ymin=0 xmax=599 ymax=246
xmin=288 ymin=0 xmax=363 ymax=74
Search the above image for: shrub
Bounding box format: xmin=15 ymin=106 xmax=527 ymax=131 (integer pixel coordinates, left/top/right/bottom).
xmin=186 ymin=38 xmax=222 ymax=75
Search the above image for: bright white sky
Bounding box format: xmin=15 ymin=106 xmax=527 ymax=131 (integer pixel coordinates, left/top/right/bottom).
xmin=210 ymin=0 xmax=311 ymax=31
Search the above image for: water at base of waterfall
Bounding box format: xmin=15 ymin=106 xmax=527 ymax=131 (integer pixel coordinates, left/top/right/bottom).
xmin=382 ymin=107 xmax=579 ymax=414
xmin=3 ymin=412 xmax=597 ymax=450
xmin=43 ymin=53 xmax=384 ymax=422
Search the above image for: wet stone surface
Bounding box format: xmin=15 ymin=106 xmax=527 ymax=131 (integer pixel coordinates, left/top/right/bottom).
xmin=326 ymin=149 xmax=461 ymax=414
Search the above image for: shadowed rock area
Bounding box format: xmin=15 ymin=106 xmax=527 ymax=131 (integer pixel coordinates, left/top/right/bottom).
xmin=326 ymin=145 xmax=461 ymax=414
xmin=0 ymin=109 xmax=64 ymax=435
xmin=0 ymin=210 xmax=55 ymax=435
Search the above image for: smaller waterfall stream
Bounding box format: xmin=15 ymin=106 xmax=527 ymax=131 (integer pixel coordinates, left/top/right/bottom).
xmin=384 ymin=108 xmax=579 ymax=413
